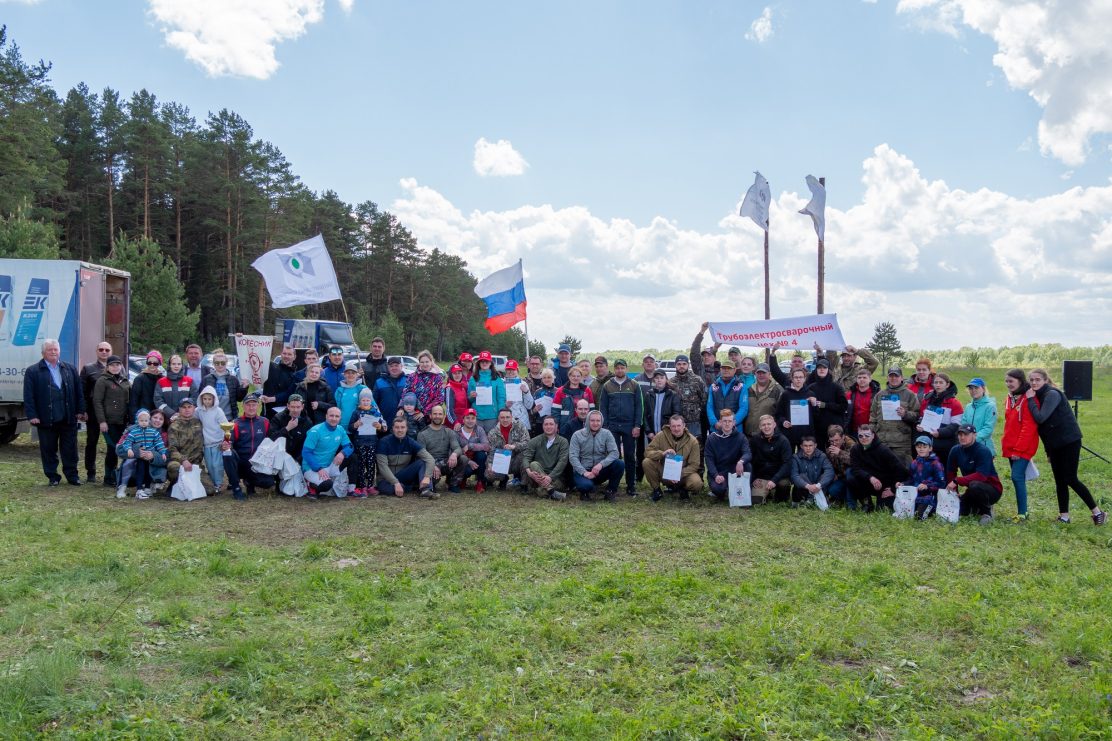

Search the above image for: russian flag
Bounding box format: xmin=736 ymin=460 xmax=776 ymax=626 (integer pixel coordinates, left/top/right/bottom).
xmin=474 ymin=261 xmax=527 ymax=335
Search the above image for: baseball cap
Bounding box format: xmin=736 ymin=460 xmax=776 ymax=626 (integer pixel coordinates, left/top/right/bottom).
xmin=458 ymin=352 xmax=473 ymax=362
xmin=887 ymin=366 xmax=903 ymax=376
xmin=966 ymin=377 xmax=986 ymax=388
xmin=756 ymin=363 xmax=771 ymax=373
xmin=387 ymin=356 xmax=402 ymax=365
xmin=478 ymin=350 xmax=493 ymax=362
xmin=720 ymin=360 xmax=736 ymax=369
xmin=449 ymin=364 xmax=463 ymax=374
xmin=701 ymin=347 xmax=715 ymax=356
xmin=505 ymin=359 xmax=519 ymax=370
xmin=652 ymin=369 xmax=667 ymax=378
xmin=464 ymin=408 xmax=478 ymax=417
xmin=729 ymin=346 xmax=741 ymax=354
xmin=244 ymin=391 xmax=262 ymax=404
xmin=178 ymin=397 xmax=196 ymax=407
xmin=614 ymin=358 xmax=627 ymax=367
xmin=643 ymin=353 xmax=656 ymax=361
xmin=557 ymin=343 xmax=572 ymax=353
xmin=675 ymin=354 xmax=690 ymax=363
xmin=816 ymin=358 xmax=830 ymax=368
xmin=914 ymin=435 xmax=933 ymax=447
xmin=594 ymin=355 xmax=607 ymax=364
xmin=106 ymin=355 xmax=122 ymax=365
xmin=957 ymin=424 xmax=977 ymax=435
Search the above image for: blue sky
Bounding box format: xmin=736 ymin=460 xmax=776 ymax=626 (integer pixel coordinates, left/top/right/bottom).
xmin=5 ymin=0 xmax=1112 ymax=350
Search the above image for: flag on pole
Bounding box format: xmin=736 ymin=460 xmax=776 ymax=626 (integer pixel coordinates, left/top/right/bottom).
xmin=739 ymin=171 xmax=771 ymax=232
xmin=474 ymin=260 xmax=526 ymax=335
xmin=251 ymin=234 xmax=342 ymax=308
xmin=799 ymin=175 xmax=826 ymax=241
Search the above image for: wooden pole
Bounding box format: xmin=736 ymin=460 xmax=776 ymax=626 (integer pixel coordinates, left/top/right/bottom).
xmin=817 ymin=176 xmax=825 ymax=314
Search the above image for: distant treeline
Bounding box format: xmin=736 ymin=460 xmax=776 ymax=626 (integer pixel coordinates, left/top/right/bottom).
xmin=0 ymin=27 xmax=532 ymax=358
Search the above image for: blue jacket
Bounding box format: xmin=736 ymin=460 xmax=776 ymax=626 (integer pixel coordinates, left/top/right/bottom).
xmin=468 ymin=371 xmax=506 ymax=422
xmin=322 ymin=360 xmax=348 ymax=393
xmin=945 ymin=440 xmax=1002 ymax=494
xmin=373 ymin=373 xmax=409 ymax=426
xmin=333 ymin=382 xmax=368 ymax=427
xmin=302 ymin=421 xmax=354 ymax=472
xmin=23 ymin=358 xmax=84 ymax=424
xmin=959 ymin=395 xmax=998 ymax=455
xmin=597 ymin=376 xmax=643 ymax=434
xmin=229 ymin=415 xmax=269 ymax=460
xmin=706 ymin=375 xmax=748 ymax=428
xmin=704 ymin=428 xmax=752 ymax=478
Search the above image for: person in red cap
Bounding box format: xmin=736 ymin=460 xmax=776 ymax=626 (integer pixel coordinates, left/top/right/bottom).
xmin=502 ymin=359 xmax=534 ymax=429
xmin=129 ymin=349 xmax=164 ymax=421
xmin=454 ymin=408 xmax=491 ymax=492
xmin=444 ymin=364 xmax=471 ymax=429
xmin=468 ymin=351 xmax=505 ymax=432
xmin=457 ymin=352 xmax=474 ymax=377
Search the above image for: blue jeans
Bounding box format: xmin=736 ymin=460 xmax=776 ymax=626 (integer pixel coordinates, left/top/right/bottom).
xmin=1010 ymin=457 xmax=1029 ymax=516
xmin=827 ymin=477 xmax=853 ymax=509
xmin=203 ymin=444 xmax=225 ymax=489
xmin=456 ymin=451 xmax=487 ymax=488
xmin=573 ymin=459 xmax=625 ymax=494
xmin=378 ymin=460 xmax=427 ymax=492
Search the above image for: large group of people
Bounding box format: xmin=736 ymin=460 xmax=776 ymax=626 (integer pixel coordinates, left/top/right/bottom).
xmin=23 ymin=326 xmax=1106 ymax=526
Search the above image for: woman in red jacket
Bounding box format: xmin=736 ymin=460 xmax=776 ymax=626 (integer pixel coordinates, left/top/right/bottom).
xmin=1002 ymin=368 xmax=1040 ymax=521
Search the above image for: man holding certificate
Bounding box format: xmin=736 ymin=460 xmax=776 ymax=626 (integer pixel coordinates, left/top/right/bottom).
xmin=643 ymin=414 xmax=703 ymax=502
xmin=869 ymin=367 xmax=921 ymax=463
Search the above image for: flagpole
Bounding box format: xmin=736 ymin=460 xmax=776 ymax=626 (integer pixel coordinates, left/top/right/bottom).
xmin=763 ymin=215 xmax=770 ymax=321
xmin=519 ymin=260 xmax=529 ymax=360
xmin=817 ymin=176 xmax=825 ymax=314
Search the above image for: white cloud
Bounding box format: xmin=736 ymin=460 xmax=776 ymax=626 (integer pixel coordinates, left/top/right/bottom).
xmin=472 ymin=137 xmax=529 ymax=177
xmin=147 ymin=0 xmax=325 ymax=79
xmin=897 ymin=0 xmax=1112 ymax=166
xmin=745 ymin=7 xmax=774 ymax=43
xmin=336 ymin=0 xmax=354 ymax=11
xmin=392 ymin=145 xmax=1112 ymax=351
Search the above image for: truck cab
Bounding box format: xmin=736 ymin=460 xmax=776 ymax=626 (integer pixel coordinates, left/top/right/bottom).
xmin=274 ymin=319 xmax=360 ymax=368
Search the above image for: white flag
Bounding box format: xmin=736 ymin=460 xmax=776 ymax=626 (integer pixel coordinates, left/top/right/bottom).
xmin=739 ymin=171 xmax=771 ymax=232
xmin=799 ymin=175 xmax=826 ymax=241
xmin=251 ymin=234 xmax=342 ymax=308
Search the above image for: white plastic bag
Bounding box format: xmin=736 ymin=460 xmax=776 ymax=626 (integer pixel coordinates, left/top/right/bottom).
xmin=813 ymin=488 xmax=830 ymax=511
xmin=279 ymin=453 xmax=308 ymax=497
xmin=936 ymin=489 xmax=961 ymax=523
xmin=170 ymin=466 xmax=207 ymax=501
xmin=728 ymin=472 xmax=751 ymax=508
xmin=893 ymin=485 xmax=917 ymax=519
xmin=1025 ymin=460 xmax=1040 ymax=481
xmin=249 ymin=437 xmax=284 ymax=475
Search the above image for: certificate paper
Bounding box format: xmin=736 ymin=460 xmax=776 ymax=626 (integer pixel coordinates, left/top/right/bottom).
xmin=358 ymin=414 xmax=381 ymax=436
xmin=662 ymin=454 xmax=683 ymax=481
xmin=505 ymin=382 xmax=522 ymax=402
xmin=789 ymin=399 xmax=810 ymax=426
xmin=881 ymin=396 xmax=901 ymax=422
xmin=475 ymin=385 xmax=493 ymax=406
xmin=491 ymin=448 xmax=512 ymax=475
xmin=535 ymin=396 xmax=553 ymax=416
xmin=920 ymin=406 xmax=944 ymax=434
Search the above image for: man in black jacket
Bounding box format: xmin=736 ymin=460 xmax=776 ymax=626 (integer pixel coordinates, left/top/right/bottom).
xmin=847 ymin=424 xmax=909 ymax=512
xmin=262 ymin=344 xmax=299 ymax=421
xmin=80 ymin=341 xmax=113 ymax=482
xmin=24 ymin=339 xmax=86 ymax=486
xmin=268 ymin=394 xmax=312 ymax=463
xmin=361 ymin=337 xmax=389 ymax=384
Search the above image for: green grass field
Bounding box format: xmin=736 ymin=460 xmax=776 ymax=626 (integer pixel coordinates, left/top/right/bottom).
xmin=1 ymin=368 xmax=1110 ymax=738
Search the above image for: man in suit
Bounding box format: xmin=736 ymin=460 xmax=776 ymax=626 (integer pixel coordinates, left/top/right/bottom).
xmin=24 ymin=339 xmax=86 ymax=486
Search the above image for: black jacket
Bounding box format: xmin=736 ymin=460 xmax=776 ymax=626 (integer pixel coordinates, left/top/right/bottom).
xmin=643 ymin=386 xmax=682 ymax=434
xmin=129 ymin=369 xmax=163 ymax=420
xmin=749 ymin=430 xmax=793 ymax=482
xmin=775 ymin=385 xmax=813 ymax=449
xmin=296 ymin=379 xmax=335 ymax=426
xmin=24 ymin=359 xmax=84 ymax=424
xmin=362 ymin=355 xmax=389 ymax=384
xmin=849 ymin=440 xmax=909 ymax=485
xmin=268 ymin=409 xmax=312 ymax=461
xmin=263 ymin=360 xmax=299 ymax=407
xmin=1028 ymin=386 xmax=1082 ymax=449
xmin=80 ymin=361 xmax=106 ymax=419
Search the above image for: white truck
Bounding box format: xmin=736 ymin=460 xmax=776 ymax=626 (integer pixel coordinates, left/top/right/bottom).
xmin=0 ymin=259 xmax=130 ymax=444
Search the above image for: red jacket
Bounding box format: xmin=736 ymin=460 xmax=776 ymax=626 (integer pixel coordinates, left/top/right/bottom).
xmin=1001 ymin=393 xmax=1040 ymax=460
xmin=907 ymin=374 xmax=935 ymax=401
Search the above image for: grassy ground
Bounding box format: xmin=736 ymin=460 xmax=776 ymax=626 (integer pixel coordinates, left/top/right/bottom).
xmin=1 ymin=368 xmax=1110 ymax=738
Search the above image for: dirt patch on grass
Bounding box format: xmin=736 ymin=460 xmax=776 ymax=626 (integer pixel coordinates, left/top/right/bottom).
xmin=960 ymin=687 xmax=995 ymax=703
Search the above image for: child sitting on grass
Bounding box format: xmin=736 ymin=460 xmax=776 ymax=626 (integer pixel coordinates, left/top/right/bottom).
xmin=903 ymin=434 xmax=946 ymax=519
xmin=115 ymin=409 xmax=168 ymax=500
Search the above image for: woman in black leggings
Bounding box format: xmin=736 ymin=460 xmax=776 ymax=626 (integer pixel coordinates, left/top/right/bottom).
xmin=1026 ymin=368 xmax=1105 ymax=525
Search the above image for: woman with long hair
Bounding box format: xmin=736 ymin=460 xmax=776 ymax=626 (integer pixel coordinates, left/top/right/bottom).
xmin=1026 ymin=368 xmax=1105 ymax=525
xmin=1001 ymin=369 xmax=1039 ymax=522
xmin=468 ymin=351 xmax=505 ymax=432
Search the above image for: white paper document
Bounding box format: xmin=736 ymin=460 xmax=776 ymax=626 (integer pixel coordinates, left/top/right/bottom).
xmin=491 ymin=448 xmax=512 ymax=475
xmin=789 ymin=399 xmax=810 ymax=426
xmin=662 ymin=454 xmax=683 ymax=481
xmin=728 ymin=472 xmax=751 ymax=507
xmin=504 ymin=383 xmax=522 ymax=402
xmin=893 ymin=485 xmax=917 ymax=519
xmin=920 ymin=406 xmax=945 ymax=434
xmin=358 ymin=414 xmax=381 ymax=436
xmin=535 ymin=396 xmax=553 ymax=416
xmin=475 ymin=385 xmax=493 ymax=406
xmin=881 ymin=397 xmax=901 ymax=421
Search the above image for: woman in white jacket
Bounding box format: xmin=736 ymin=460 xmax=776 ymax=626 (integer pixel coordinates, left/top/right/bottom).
xmin=502 ymin=360 xmax=534 ymax=430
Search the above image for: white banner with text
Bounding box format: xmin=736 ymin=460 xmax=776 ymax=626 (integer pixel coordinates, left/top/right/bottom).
xmin=709 ymin=314 xmax=846 ymax=351
xmin=236 ymin=334 xmax=276 ymax=387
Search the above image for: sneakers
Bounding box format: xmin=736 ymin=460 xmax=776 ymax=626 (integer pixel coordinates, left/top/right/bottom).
xmin=626 ymin=487 xmax=637 ymax=498
xmin=1056 ymin=515 xmax=1071 ymax=524
xmin=232 ymin=486 xmax=246 ymax=501
xmin=448 ymin=485 xmax=461 ymax=494
xmin=509 ymin=477 xmax=522 ymax=488
xmin=605 ymin=490 xmax=617 ymax=503
xmin=979 ymin=513 xmax=994 ymax=525
xmin=1093 ymin=510 xmax=1107 ymax=526
xmin=475 ymin=482 xmax=486 ymax=494
xmin=651 ymin=488 xmax=663 ymax=502
xmin=135 ymin=488 xmax=151 ymax=500
xmin=151 ymin=481 xmax=166 ymax=494
xmin=418 ymin=487 xmax=440 ymax=500
xmin=496 ymin=479 xmax=507 ymax=491
xmin=1011 ymin=513 xmax=1028 ymax=523
xmin=548 ymin=489 xmax=566 ymax=501
xmin=366 ymin=486 xmax=379 ymax=496
xmin=116 ymin=485 xmax=127 ymax=499
xmin=349 ymin=489 xmax=368 ymax=499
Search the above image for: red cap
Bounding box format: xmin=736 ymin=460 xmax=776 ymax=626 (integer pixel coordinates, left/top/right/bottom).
xmin=458 ymin=352 xmax=473 ymax=362
xmin=465 ymin=408 xmax=478 ymax=417
xmin=450 ymin=364 xmax=463 ymax=374
xmin=505 ymin=359 xmax=519 ymax=370
xmin=478 ymin=350 xmax=493 ymax=362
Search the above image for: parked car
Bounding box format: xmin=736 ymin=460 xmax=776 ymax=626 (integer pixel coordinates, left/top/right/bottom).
xmin=656 ymin=360 xmax=677 ymax=379
xmin=491 ymin=355 xmax=508 ymax=373
xmin=399 ymin=356 xmax=418 ymax=375
xmin=202 ymin=353 xmax=241 ymax=379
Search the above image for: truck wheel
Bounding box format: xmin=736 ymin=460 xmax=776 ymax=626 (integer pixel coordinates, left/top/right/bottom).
xmin=0 ymin=422 xmax=18 ymax=446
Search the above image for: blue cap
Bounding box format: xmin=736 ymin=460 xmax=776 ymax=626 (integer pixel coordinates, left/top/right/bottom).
xmin=557 ymin=344 xmax=571 ymax=353
xmin=914 ymin=435 xmax=933 ymax=447
xmin=966 ymin=377 xmax=986 ymax=388
xmin=675 ymin=354 xmax=690 ymax=363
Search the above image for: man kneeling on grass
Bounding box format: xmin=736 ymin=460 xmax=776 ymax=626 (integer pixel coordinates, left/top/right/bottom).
xmin=302 ymin=406 xmax=354 ymax=500
xmin=643 ymin=414 xmax=703 ymax=502
xmin=704 ymin=408 xmax=751 ymax=502
xmin=376 ymin=417 xmax=437 ymax=499
xmin=166 ymin=397 xmax=215 ymax=497
xmin=945 ymin=424 xmax=1003 ymax=525
xmin=521 ymin=416 xmax=570 ymax=501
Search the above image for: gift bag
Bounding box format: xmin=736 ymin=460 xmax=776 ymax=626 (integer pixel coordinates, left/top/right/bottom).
xmin=170 ymin=466 xmax=207 ymax=501
xmin=727 ymin=472 xmax=751 ymax=508
xmin=893 ymin=485 xmax=917 ymax=519
xmin=813 ymin=488 xmax=830 ymax=511
xmin=936 ymin=489 xmax=961 ymax=523
xmin=1025 ymin=460 xmax=1040 ymax=481
xmin=249 ymin=437 xmax=285 ymax=475
xmin=279 ymin=454 xmax=308 ymax=497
